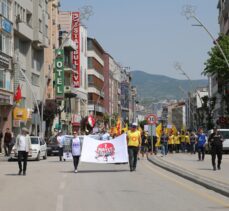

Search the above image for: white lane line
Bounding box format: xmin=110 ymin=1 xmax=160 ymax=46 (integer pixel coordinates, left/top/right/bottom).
xmin=56 ymin=195 xmax=64 ymax=211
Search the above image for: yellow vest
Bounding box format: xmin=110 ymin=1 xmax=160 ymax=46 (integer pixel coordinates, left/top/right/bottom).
xmin=180 ymin=135 xmax=186 ymax=143
xmin=127 ymin=130 xmax=141 ymax=147
xmin=174 ymin=135 xmax=180 ymax=144
xmin=168 ymin=135 xmax=174 ymax=144
xmin=185 ymin=135 xmax=190 ymax=144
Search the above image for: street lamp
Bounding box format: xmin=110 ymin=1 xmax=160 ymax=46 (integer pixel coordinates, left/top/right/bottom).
xmin=182 ymin=5 xmax=229 ymax=69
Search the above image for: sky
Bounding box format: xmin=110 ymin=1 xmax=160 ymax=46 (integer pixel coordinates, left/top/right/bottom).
xmin=60 ymin=0 xmax=219 ymax=80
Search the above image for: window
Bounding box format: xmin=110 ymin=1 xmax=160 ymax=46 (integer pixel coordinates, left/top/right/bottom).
xmin=45 ymin=25 xmax=48 ymax=37
xmin=0 ymin=33 xmax=12 ymax=56
xmin=88 ymin=75 xmax=93 ymax=84
xmin=26 ymin=11 xmax=32 ymax=27
xmin=19 ymin=69 xmax=26 ymax=81
xmin=1 ymin=0 xmax=11 ymax=20
xmin=31 ymin=73 xmax=39 ymax=86
xmin=39 ymin=19 xmax=42 ymax=32
xmin=0 ymin=69 xmax=11 ymax=91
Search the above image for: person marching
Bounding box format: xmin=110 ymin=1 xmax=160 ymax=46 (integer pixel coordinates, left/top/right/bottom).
xmin=57 ymin=130 xmax=63 ymax=161
xmin=168 ymin=132 xmax=174 ymax=153
xmin=197 ymin=128 xmax=207 ymax=161
xmin=160 ymin=130 xmax=169 ymax=156
xmin=127 ymin=123 xmax=141 ymax=172
xmin=209 ymin=128 xmax=224 ymax=171
xmin=71 ymin=131 xmax=82 ymax=173
xmin=15 ymin=127 xmax=31 ymax=175
xmin=141 ymin=131 xmax=149 ymax=158
xmin=174 ymin=132 xmax=181 ymax=153
xmin=190 ymin=131 xmax=197 ymax=154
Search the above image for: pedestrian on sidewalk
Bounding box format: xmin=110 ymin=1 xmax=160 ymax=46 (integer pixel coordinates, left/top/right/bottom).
xmin=209 ymin=128 xmax=224 ymax=171
xmin=174 ymin=132 xmax=181 ymax=153
xmin=197 ymin=128 xmax=207 ymax=161
xmin=4 ymin=128 xmax=12 ymax=156
xmin=71 ymin=131 xmax=82 ymax=173
xmin=57 ymin=130 xmax=64 ymax=161
xmin=127 ymin=123 xmax=141 ymax=171
xmin=15 ymin=127 xmax=31 ymax=175
xmin=160 ymin=130 xmax=169 ymax=156
xmin=190 ymin=131 xmax=197 ymax=154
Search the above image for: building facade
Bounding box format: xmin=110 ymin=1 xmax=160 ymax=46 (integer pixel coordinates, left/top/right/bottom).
xmin=87 ymin=37 xmax=105 ymax=122
xmin=0 ymin=0 xmax=13 ymax=135
xmin=13 ymin=0 xmax=49 ymax=136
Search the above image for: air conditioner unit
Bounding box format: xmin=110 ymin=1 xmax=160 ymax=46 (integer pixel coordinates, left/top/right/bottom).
xmin=64 ymin=86 xmax=71 ymax=93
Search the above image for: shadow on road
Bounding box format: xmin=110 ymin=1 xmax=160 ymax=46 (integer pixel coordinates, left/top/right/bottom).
xmin=198 ymin=168 xmax=214 ymax=171
xmin=5 ymin=173 xmax=20 ymax=176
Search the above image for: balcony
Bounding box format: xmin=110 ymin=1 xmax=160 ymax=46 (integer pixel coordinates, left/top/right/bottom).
xmin=15 ymin=22 xmax=33 ymax=41
xmin=88 ymin=100 xmax=105 ymax=113
xmin=62 ymin=37 xmax=76 ymax=51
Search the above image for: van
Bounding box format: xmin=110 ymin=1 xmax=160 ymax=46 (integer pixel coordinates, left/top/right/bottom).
xmin=208 ymin=129 xmax=229 ymax=153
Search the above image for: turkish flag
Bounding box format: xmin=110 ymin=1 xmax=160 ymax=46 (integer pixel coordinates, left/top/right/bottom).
xmin=14 ymin=84 xmax=22 ymax=103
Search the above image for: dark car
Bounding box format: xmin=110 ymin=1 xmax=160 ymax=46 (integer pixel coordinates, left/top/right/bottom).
xmin=47 ymin=135 xmax=59 ymax=156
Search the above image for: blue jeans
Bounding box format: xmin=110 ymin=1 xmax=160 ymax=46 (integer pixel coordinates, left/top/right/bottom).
xmin=128 ymin=146 xmax=139 ymax=170
xmin=161 ymin=143 xmax=168 ymax=156
xmin=181 ymin=142 xmax=186 ymax=152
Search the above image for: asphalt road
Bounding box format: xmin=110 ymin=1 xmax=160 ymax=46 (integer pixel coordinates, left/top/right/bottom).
xmin=0 ymin=157 xmax=228 ymax=211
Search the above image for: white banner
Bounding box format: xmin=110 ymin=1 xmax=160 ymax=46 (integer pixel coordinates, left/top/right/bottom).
xmin=81 ymin=134 xmax=128 ymax=163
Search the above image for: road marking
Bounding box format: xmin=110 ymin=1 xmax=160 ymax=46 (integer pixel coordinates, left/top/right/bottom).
xmin=56 ymin=195 xmax=64 ymax=211
xmin=143 ymin=161 xmax=229 ymax=208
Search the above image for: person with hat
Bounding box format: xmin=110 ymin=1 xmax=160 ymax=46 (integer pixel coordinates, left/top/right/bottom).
xmin=127 ymin=123 xmax=141 ymax=171
xmin=15 ymin=127 xmax=31 ymax=175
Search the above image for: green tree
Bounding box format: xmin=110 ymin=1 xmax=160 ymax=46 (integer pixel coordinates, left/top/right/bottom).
xmin=202 ymin=34 xmax=229 ymax=117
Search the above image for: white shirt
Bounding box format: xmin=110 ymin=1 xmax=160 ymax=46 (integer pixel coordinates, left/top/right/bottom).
xmin=57 ymin=135 xmax=63 ymax=148
xmin=18 ymin=135 xmax=26 ymax=151
xmin=72 ymin=137 xmax=81 ymax=156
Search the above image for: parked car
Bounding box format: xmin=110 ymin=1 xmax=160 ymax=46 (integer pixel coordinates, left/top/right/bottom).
xmin=207 ymin=129 xmax=229 ymax=153
xmin=10 ymin=136 xmax=47 ymax=161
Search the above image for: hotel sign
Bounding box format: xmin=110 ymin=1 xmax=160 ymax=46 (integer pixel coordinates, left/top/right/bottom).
xmin=55 ymin=49 xmax=64 ymax=99
xmin=71 ymin=12 xmax=80 ymax=88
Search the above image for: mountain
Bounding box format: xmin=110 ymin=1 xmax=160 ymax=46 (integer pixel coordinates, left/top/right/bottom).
xmin=130 ymin=70 xmax=208 ymax=101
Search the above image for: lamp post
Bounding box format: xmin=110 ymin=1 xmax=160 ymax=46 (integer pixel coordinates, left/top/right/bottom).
xmin=40 ymin=6 xmax=93 ymax=137
xmin=182 ymin=5 xmax=229 ymax=69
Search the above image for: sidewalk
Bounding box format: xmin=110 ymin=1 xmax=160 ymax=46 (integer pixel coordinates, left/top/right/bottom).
xmin=148 ymin=153 xmax=229 ymax=197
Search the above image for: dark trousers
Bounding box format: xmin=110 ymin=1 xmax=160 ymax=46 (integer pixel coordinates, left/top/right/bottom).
xmin=128 ymin=146 xmax=139 ymax=170
xmin=197 ymin=146 xmax=205 ymax=160
xmin=73 ymin=156 xmax=80 ymax=170
xmin=211 ymin=147 xmax=222 ymax=168
xmin=18 ymin=151 xmax=28 ymax=172
xmin=4 ymin=143 xmax=10 ymax=156
xmin=175 ymin=144 xmax=180 ymax=153
xmin=181 ymin=142 xmax=186 ymax=152
xmin=190 ymin=142 xmax=196 ymax=154
xmin=58 ymin=147 xmax=63 ymax=161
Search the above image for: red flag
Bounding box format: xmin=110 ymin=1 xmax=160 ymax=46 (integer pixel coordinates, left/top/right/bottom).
xmin=14 ymin=85 xmax=22 ymax=103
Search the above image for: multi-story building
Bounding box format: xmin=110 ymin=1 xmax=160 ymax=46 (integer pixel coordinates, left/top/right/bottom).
xmin=13 ymin=0 xmax=49 ymax=135
xmin=218 ymin=0 xmax=229 ymax=35
xmin=0 ymin=0 xmax=13 ymax=134
xmin=87 ymin=37 xmax=105 ymax=122
xmin=121 ymin=68 xmax=131 ymax=124
xmin=103 ymin=53 xmax=121 ymax=117
xmin=57 ymin=11 xmax=88 ymax=133
xmin=171 ymin=102 xmax=186 ymax=131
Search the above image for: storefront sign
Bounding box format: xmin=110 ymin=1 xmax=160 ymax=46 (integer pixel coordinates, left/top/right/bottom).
xmin=2 ymin=18 xmax=12 ymax=33
xmin=55 ymin=49 xmax=64 ymax=99
xmin=13 ymin=107 xmax=28 ymax=121
xmin=71 ymin=12 xmax=80 ymax=88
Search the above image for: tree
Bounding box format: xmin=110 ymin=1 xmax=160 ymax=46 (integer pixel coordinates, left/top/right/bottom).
xmin=202 ymin=34 xmax=229 ymax=119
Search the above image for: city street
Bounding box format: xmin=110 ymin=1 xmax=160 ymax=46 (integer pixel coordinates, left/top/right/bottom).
xmin=0 ymin=157 xmax=228 ymax=211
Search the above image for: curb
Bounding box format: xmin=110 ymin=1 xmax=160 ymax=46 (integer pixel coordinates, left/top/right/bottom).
xmin=148 ymin=156 xmax=229 ymax=197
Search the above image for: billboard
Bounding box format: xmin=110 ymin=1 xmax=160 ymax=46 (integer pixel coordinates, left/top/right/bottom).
xmin=71 ymin=12 xmax=80 ymax=88
xmin=55 ymin=49 xmax=64 ymax=99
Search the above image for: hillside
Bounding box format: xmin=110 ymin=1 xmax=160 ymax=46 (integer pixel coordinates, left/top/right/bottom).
xmin=131 ymin=70 xmax=208 ymax=101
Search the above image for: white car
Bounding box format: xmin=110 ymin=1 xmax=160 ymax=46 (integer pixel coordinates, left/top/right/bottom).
xmin=10 ymin=136 xmax=47 ymax=161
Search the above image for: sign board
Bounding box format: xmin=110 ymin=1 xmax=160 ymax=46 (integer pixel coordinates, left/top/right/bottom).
xmin=71 ymin=12 xmax=80 ymax=88
xmin=55 ymin=49 xmax=64 ymax=99
xmin=146 ymin=114 xmax=158 ymax=125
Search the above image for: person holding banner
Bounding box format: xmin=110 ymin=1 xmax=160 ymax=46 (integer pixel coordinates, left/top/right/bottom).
xmin=127 ymin=123 xmax=142 ymax=172
xmin=71 ymin=131 xmax=82 ymax=173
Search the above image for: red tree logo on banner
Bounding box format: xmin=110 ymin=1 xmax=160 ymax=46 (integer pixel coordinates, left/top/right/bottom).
xmin=72 ymin=12 xmax=80 ymax=88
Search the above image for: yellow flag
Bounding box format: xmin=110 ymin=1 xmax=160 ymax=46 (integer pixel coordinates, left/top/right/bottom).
xmin=156 ymin=123 xmax=162 ymax=137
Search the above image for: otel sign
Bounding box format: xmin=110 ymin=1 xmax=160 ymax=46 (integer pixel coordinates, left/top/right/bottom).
xmin=146 ymin=114 xmax=158 ymax=125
